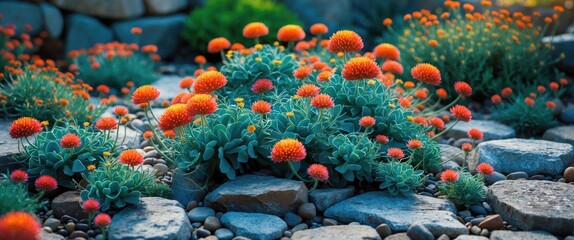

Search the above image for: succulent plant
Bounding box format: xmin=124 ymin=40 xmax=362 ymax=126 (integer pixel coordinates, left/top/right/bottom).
xmin=0 ymin=175 xmax=38 ymax=215
xmin=376 ymin=161 xmax=424 ymax=196
xmin=439 ymin=170 xmax=486 ymax=207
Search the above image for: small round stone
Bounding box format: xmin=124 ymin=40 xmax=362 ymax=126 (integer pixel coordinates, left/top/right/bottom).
xmin=297 ymin=203 xmax=316 ymax=220
xmin=376 ymin=223 xmax=392 ymax=238
xmin=291 ymin=223 xmax=308 ymax=232
xmin=195 ymin=228 xmax=211 ymax=238
xmin=480 ymin=229 xmax=489 ymax=237
xmin=188 ymin=207 xmax=215 ymax=222
xmin=471 ymin=226 xmax=481 ymax=235
xmin=66 ymin=222 xmax=75 ymax=233
xmin=284 ymin=231 xmax=293 ymax=237
xmin=69 ymin=231 xmax=89 ymax=239
xmin=564 ymin=167 xmax=574 ymax=183
xmin=215 ymin=228 xmax=235 ymax=240
xmin=284 ymin=212 xmax=302 ymax=228
xmin=322 ymin=218 xmax=337 ymax=226
xmin=186 ymin=201 xmax=198 ymax=211
xmin=204 ymin=216 xmax=222 ymax=232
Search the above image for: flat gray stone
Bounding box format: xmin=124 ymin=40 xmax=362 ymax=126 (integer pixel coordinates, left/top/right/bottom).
xmin=445 ymin=120 xmax=515 ymax=140
xmin=39 ymin=3 xmax=64 ymax=38
xmin=490 ymin=230 xmax=558 ymax=240
xmin=40 ymin=231 xmax=66 ymax=240
xmin=308 ymin=186 xmax=354 ymax=212
xmin=0 ymin=2 xmax=42 ymax=35
xmin=109 ymin=197 xmax=191 ymax=240
xmin=471 ymin=138 xmax=574 ymax=175
xmin=323 ymin=192 xmax=467 ymax=238
xmin=291 ymin=225 xmax=381 ymax=240
xmin=65 ymin=14 xmax=114 ymax=53
xmin=487 ymin=180 xmax=574 ymax=235
xmin=109 ymin=125 xmax=140 ymax=148
xmin=52 ymin=0 xmax=144 ymax=19
xmin=454 ymin=236 xmax=488 ymax=240
xmin=205 ymin=174 xmax=308 ymax=216
xmin=220 ymin=212 xmax=287 ymax=240
xmin=51 ymin=191 xmax=87 ymax=220
xmin=144 ymin=0 xmax=188 ymax=14
xmin=440 ymin=144 xmax=465 ymax=166
xmin=543 ymin=126 xmax=574 ymax=145
xmin=0 ymin=119 xmax=22 ymax=172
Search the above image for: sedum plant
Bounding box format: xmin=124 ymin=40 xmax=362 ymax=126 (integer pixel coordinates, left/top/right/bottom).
xmin=439 ymin=170 xmax=486 ymax=207
xmin=376 ymin=161 xmax=424 ymax=196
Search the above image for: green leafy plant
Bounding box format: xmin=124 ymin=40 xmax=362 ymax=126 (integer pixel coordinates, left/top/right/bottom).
xmin=181 ymin=0 xmax=302 ymax=52
xmin=439 ymin=170 xmax=486 ymax=207
xmin=351 ymin=0 xmax=410 ymax=49
xmin=328 ymin=134 xmax=379 ymax=183
xmin=143 ymin=182 xmax=172 ymax=199
xmin=492 ymin=93 xmax=559 ymax=137
xmin=376 ymin=161 xmax=424 ymax=196
xmin=25 ymin=123 xmax=116 ymax=188
xmin=0 ymin=174 xmax=38 ymax=215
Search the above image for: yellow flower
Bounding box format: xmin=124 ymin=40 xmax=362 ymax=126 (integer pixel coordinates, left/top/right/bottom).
xmin=286 ymin=111 xmax=295 ymax=117
xmin=330 ymin=58 xmax=336 ymax=64
xmin=238 ymin=102 xmax=244 ymax=108
xmin=41 ymin=121 xmax=49 ymax=126
xmin=367 ymin=80 xmax=376 ymax=85
xmin=105 ymin=162 xmax=112 ymax=167
xmin=87 ymin=164 xmax=96 ymax=171
xmin=273 ymin=41 xmax=279 ymax=46
xmin=234 ymin=98 xmax=244 ymax=103
xmin=279 ymin=46 xmax=285 ymax=51
xmin=389 ymin=104 xmax=396 ymax=109
xmin=255 ymin=44 xmax=263 ymax=50
xmin=103 ymin=152 xmax=111 ymax=157
xmin=406 ymin=116 xmax=414 ymax=121
xmin=395 ymin=79 xmax=404 ymax=85
xmin=194 ymin=117 xmax=202 ymax=124
xmin=337 ymin=52 xmax=344 ymax=58
xmin=272 ymin=60 xmax=282 ymax=65
xmin=247 ymin=125 xmax=256 ymax=133
xmin=255 ymin=57 xmax=262 ymax=62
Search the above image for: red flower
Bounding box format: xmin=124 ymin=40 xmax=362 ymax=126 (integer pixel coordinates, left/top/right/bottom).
xmin=0 ymin=211 xmax=41 ymax=240
xmin=143 ymin=131 xmax=153 ymax=139
xmin=467 ymin=128 xmax=483 ymax=140
xmin=436 ymin=88 xmax=448 ymax=100
xmin=271 ymin=138 xmax=307 ymax=163
xmin=546 ymin=101 xmax=556 ymax=109
xmin=524 ymin=97 xmax=535 ymax=107
xmin=186 ymin=94 xmax=218 ymax=115
xmin=428 ymin=117 xmax=445 ymax=130
xmin=179 ymin=77 xmax=194 ymax=89
xmin=96 ymin=85 xmax=110 ymax=94
xmin=407 ymin=139 xmax=423 ymax=149
xmin=113 ymin=106 xmax=128 ymax=116
xmin=195 ymin=55 xmax=206 ymax=65
xmin=359 ymin=116 xmax=376 ymax=128
xmin=296 ymin=84 xmax=321 ymax=98
xmin=440 ymin=169 xmax=459 ymax=182
xmin=461 ymin=143 xmax=473 ymax=152
xmin=193 ymin=71 xmax=227 ymax=94
xmin=118 ymin=149 xmax=144 ymax=166
xmin=207 ymin=37 xmax=231 ymax=53
xmin=491 ymin=95 xmax=502 ymax=104
xmin=454 ymin=81 xmax=472 ymax=97
xmin=327 ymin=30 xmax=363 ymax=53
xmin=95 ymin=117 xmax=118 ymax=131
xmin=94 ymin=213 xmax=111 ymax=228
xmin=381 ymin=60 xmax=404 ymax=75
xmin=450 ymin=105 xmax=472 ymax=122
xmin=376 ymin=135 xmax=389 ymax=144
xmin=159 ymin=104 xmax=194 ymax=131
xmin=35 ymin=175 xmax=58 ymax=192
xmin=310 ymin=23 xmax=329 ymax=35
xmin=82 ymin=199 xmax=101 ymax=214
xmin=310 ymin=94 xmax=334 ymax=109
xmin=243 ymin=22 xmax=269 ymax=38
xmin=131 ymin=85 xmax=160 ymax=105
xmin=252 ymin=100 xmax=272 ymax=114
xmin=501 ymin=87 xmax=513 ymax=98
xmin=130 ymin=27 xmax=142 ymax=35
xmin=307 ymin=164 xmax=329 ymax=181
xmin=277 ymin=25 xmax=306 ymax=42
xmin=549 ymin=82 xmax=559 ymax=92
xmin=387 ymin=148 xmax=405 ymax=159
xmin=251 ymin=79 xmax=274 ymax=94
xmin=373 ymin=43 xmax=400 ymax=60
xmin=60 ymin=133 xmax=82 ymax=148
xmin=10 ymin=170 xmax=28 ymax=183
xmin=293 ymin=66 xmax=312 ymax=80
xmin=9 ymin=117 xmax=43 ymax=139
xmin=342 ymin=57 xmax=381 ymax=81
xmin=411 ymin=63 xmax=441 ymax=86
xmin=317 ymin=71 xmax=332 ymax=82
xmin=164 ymin=130 xmax=176 ymax=138
xmin=476 ymin=163 xmax=494 ymax=175
xmin=537 ymin=85 xmax=546 ymax=93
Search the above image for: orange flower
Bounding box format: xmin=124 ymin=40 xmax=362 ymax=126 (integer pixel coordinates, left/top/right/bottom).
xmin=193 ymin=71 xmax=227 ymax=94
xmin=440 ymin=169 xmax=459 ymax=182
xmin=119 ymin=149 xmax=143 ymax=166
xmin=10 ymin=170 xmax=28 ymax=183
xmin=96 ymin=85 xmax=110 ymax=94
xmin=243 ymin=22 xmax=269 ymax=39
xmin=327 ymin=30 xmax=363 ymax=53
xmin=407 ymin=139 xmax=423 ymax=149
xmin=429 ymin=117 xmax=445 ymax=130
xmin=491 ymin=94 xmax=502 ymax=104
xmin=296 ymin=84 xmax=321 ymax=97
xmin=293 ymin=66 xmax=312 ymax=80
xmin=194 ymin=69 xmax=205 ymax=77
xmin=461 ymin=143 xmax=473 ymax=152
xmin=114 ymin=106 xmax=128 ymax=116
xmin=450 ymin=105 xmax=472 ymax=122
xmin=381 ymin=60 xmax=404 ymax=75
xmin=194 ymin=55 xmax=206 ymax=65
xmin=411 ymin=63 xmax=441 ymax=86
xmin=131 ymin=85 xmax=160 ymax=105
xmin=159 ymin=104 xmax=194 ymax=131
xmin=94 ymin=213 xmax=112 ymax=228
xmin=549 ymin=82 xmax=559 ymax=91
xmin=560 ymin=78 xmax=568 ymax=85
xmin=186 ymin=94 xmax=218 ymax=115
xmin=143 ymin=131 xmax=153 ymax=139
xmin=468 ymin=128 xmax=483 ymax=140
xmin=501 ymin=87 xmax=513 ymax=98
xmin=537 ymin=85 xmax=546 ymax=93
xmin=317 ymin=71 xmax=332 ymax=82
xmin=271 ymin=138 xmax=307 ymax=162
xmin=311 ymin=94 xmax=334 ymax=109
xmin=342 ymin=57 xmax=381 ymax=81
xmin=524 ymin=97 xmax=535 ymax=107
xmin=130 ymin=27 xmax=142 ymax=35
xmin=359 ymin=116 xmax=376 ymax=128
xmin=387 ymin=148 xmax=405 ymax=159
xmin=141 ymin=44 xmax=158 ymax=53
xmin=436 ymin=88 xmax=448 ymax=100
xmin=9 ymin=117 xmax=43 ymax=139
xmin=277 ymin=25 xmax=306 ymax=42
xmin=383 ymin=18 xmax=393 ymax=26
xmin=231 ymin=43 xmax=246 ymax=50
xmin=373 ymin=43 xmax=400 ymax=60
xmin=251 ymin=100 xmax=272 ymax=114
xmin=307 ymin=164 xmax=329 ymax=181
xmin=463 ymin=3 xmax=474 ymax=12
xmin=95 ymin=117 xmax=118 ymax=131
xmin=376 ymin=135 xmax=389 ymax=144
xmin=164 ymin=130 xmax=176 ymax=138
xmin=207 ymin=37 xmax=231 ymax=53
xmin=476 ymin=163 xmax=494 ymax=175
xmin=428 ymin=40 xmax=438 ymax=47
xmin=60 ymin=133 xmax=82 ymax=148
xmin=0 ymin=211 xmax=41 ymax=240
xmin=179 ymin=77 xmax=194 ymax=89
xmin=546 ymin=101 xmax=556 ymax=109
xmin=251 ymin=78 xmax=274 ymax=94
xmin=35 ymin=175 xmax=58 ymax=191
xmin=310 ymin=23 xmax=328 ymax=35
xmin=454 ymin=81 xmax=472 ymax=97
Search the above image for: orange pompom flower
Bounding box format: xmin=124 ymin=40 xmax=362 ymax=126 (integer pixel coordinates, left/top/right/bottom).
xmin=143 ymin=131 xmax=153 ymax=139
xmin=524 ymin=97 xmax=535 ymax=107
xmin=0 ymin=211 xmax=41 ymax=240
xmin=96 ymin=85 xmax=110 ymax=94
xmin=82 ymin=199 xmax=101 ymax=214
xmin=277 ymin=25 xmax=306 ymax=42
xmin=9 ymin=117 xmax=43 ymax=139
xmin=10 ymin=170 xmax=28 ymax=183
xmin=501 ymin=87 xmax=513 ymax=98
xmin=252 ymin=100 xmax=272 ymax=114
xmin=130 ymin=27 xmax=142 ymax=35
xmin=113 ymin=106 xmax=128 ymax=116
xmin=342 ymin=57 xmax=381 ymax=81
xmin=546 ymin=101 xmax=556 ymax=109
xmin=491 ymin=94 xmax=502 ymax=104
xmin=60 ymin=133 xmax=82 ymax=148
xmin=186 ymin=94 xmax=218 ymax=115
xmin=429 ymin=117 xmax=445 ymax=130
xmin=311 ymin=94 xmax=334 ymax=109
xmin=307 ymin=164 xmax=329 ymax=181
xmin=35 ymin=175 xmax=58 ymax=191
xmin=376 ymin=135 xmax=389 ymax=144
xmin=310 ymin=23 xmax=329 ymax=35
xmin=251 ymin=79 xmax=274 ymax=94
xmin=317 ymin=71 xmax=332 ymax=82
xmin=131 ymin=85 xmax=160 ymax=105
xmin=296 ymin=84 xmax=321 ymax=97
xmin=476 ymin=163 xmax=494 ymax=175
xmin=387 ymin=148 xmax=405 ymax=159
xmin=373 ymin=43 xmax=400 ymax=60
xmin=194 ymin=55 xmax=206 ymax=65
xmin=243 ymin=22 xmax=269 ymax=39
xmin=359 ymin=116 xmax=376 ymax=128
xmin=436 ymin=88 xmax=448 ymax=100
xmin=271 ymin=138 xmax=307 ymax=162
xmin=381 ymin=60 xmax=404 ymax=75
xmin=119 ymin=149 xmax=144 ymax=166
xmin=179 ymin=77 xmax=194 ymax=89
xmin=383 ymin=18 xmax=393 ymax=26
xmin=411 ymin=63 xmax=441 ymax=86
xmin=468 ymin=128 xmax=483 ymax=140
xmin=440 ymin=169 xmax=459 ymax=182
xmin=193 ymin=71 xmax=227 ymax=94
xmin=327 ymin=30 xmax=364 ymax=53
xmin=454 ymin=81 xmax=472 ymax=97
xmin=94 ymin=213 xmax=112 ymax=228
xmin=159 ymin=104 xmax=194 ymax=131
xmin=450 ymin=105 xmax=472 ymax=122
xmin=293 ymin=66 xmax=312 ymax=80
xmin=207 ymin=37 xmax=231 ymax=53
xmin=95 ymin=117 xmax=118 ymax=131
xmin=407 ymin=139 xmax=423 ymax=149
xmin=461 ymin=143 xmax=473 ymax=152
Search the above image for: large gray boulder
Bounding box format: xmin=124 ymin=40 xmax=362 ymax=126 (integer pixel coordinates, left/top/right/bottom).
xmin=65 ymin=14 xmax=114 ymax=53
xmin=144 ymin=0 xmax=189 ymax=15
xmin=0 ymin=1 xmax=43 ymax=35
xmin=39 ymin=3 xmax=64 ymax=38
xmin=52 ymin=0 xmax=144 ymax=19
xmin=487 ymin=180 xmax=574 ymax=236
xmin=205 ymin=174 xmax=308 ymax=216
xmin=291 ymin=225 xmax=381 ymax=240
xmin=109 ymin=197 xmax=191 ymax=240
xmin=543 ymin=126 xmax=574 ymax=145
xmin=308 ymin=186 xmax=354 ymax=212
xmin=111 ymin=15 xmax=187 ymax=58
xmin=445 ymin=120 xmax=515 ymax=140
xmin=470 ymin=138 xmax=574 ymax=176
xmin=490 ymin=230 xmax=558 ymax=240
xmin=323 ymin=191 xmax=468 ymax=238
xmin=220 ymin=212 xmax=287 ymax=240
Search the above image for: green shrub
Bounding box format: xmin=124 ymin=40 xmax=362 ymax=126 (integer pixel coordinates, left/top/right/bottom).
xmin=439 ymin=170 xmax=486 ymax=207
xmin=376 ymin=161 xmax=424 ymax=196
xmin=181 ymin=0 xmax=302 ymax=52
xmin=0 ymin=174 xmax=38 ymax=215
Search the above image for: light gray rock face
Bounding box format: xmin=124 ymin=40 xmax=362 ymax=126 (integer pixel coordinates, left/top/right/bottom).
xmin=440 ymin=144 xmax=465 ymax=166
xmin=205 ymin=174 xmax=308 ymax=216
xmin=39 ymin=3 xmax=64 ymax=38
xmin=65 ymin=14 xmax=114 ymax=53
xmin=171 ymin=168 xmax=206 ymax=206
xmin=109 ymin=197 xmax=191 ymax=240
xmin=490 ymin=230 xmax=558 ymax=240
xmin=0 ymin=119 xmax=23 ymax=173
xmin=0 ymin=1 xmax=43 ymax=35
xmin=323 ymin=192 xmax=468 ymax=238
xmin=454 ymin=236 xmax=488 ymax=240
xmin=110 ymin=125 xmax=140 ymax=148
xmin=151 ymin=75 xmax=184 ymax=101
xmin=220 ymin=212 xmax=287 ymax=240
xmin=487 ymin=180 xmax=574 ymax=236
xmin=52 ymin=0 xmax=145 ymax=19
xmin=445 ymin=120 xmax=515 ymax=140
xmin=308 ymin=186 xmax=354 ymax=212
xmin=40 ymin=231 xmax=66 ymax=240
xmin=471 ymin=138 xmax=574 ymax=175
xmin=543 ymin=126 xmax=574 ymax=145
xmin=144 ymin=0 xmax=188 ymax=14
xmin=291 ymin=225 xmax=381 ymax=240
